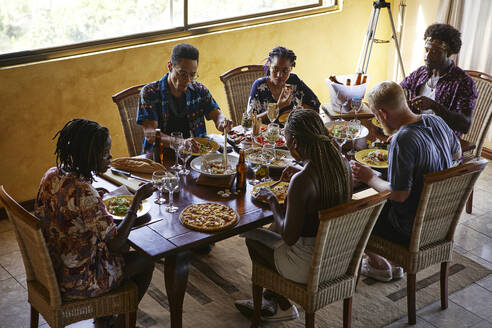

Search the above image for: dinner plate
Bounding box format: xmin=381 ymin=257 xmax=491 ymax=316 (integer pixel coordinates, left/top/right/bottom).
xmin=371 ymin=117 xmax=383 ymax=129
xmin=185 ymin=138 xmax=219 ymax=156
xmin=253 ymin=133 xmax=286 ymax=148
xmin=190 ymin=153 xmax=239 ymax=177
xmin=325 ymin=121 xmax=369 ymax=140
xmin=251 ymin=181 xmax=289 ymax=204
xmin=355 ymin=149 xmax=389 ymax=168
xmin=103 ymin=195 xmax=151 ymax=220
xmin=245 ymin=148 xmax=294 ymax=169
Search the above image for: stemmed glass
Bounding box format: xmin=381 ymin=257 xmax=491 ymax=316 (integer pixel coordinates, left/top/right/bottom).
xmin=152 ymin=170 xmax=166 ymax=205
xmin=248 ymin=158 xmax=262 ymax=185
xmin=351 ymin=97 xmax=363 ymax=123
xmin=178 ymin=142 xmax=192 ymax=175
xmin=267 ymin=103 xmax=279 ymax=123
xmin=261 ymin=144 xmax=275 ymax=182
xmin=170 ymin=132 xmax=183 ymax=170
xmin=332 ymin=121 xmax=348 ymax=154
xmin=163 ymin=174 xmax=179 ymax=213
xmin=346 ymin=120 xmax=361 ymax=157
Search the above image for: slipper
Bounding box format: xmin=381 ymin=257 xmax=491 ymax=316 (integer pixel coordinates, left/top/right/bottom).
xmin=234 ymin=298 xmax=276 ymax=318
xmin=261 ymin=304 xmax=299 ymax=322
xmin=391 ymin=265 xmax=404 ymax=280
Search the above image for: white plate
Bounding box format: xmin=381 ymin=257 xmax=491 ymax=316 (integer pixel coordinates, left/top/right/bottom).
xmin=325 ymin=121 xmax=369 ymax=140
xmin=245 ymin=148 xmax=295 ymax=169
xmin=104 ymin=195 xmax=151 ymax=220
xmin=190 ymin=153 xmax=239 ymax=177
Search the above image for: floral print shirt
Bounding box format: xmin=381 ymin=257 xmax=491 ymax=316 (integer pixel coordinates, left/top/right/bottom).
xmin=137 ymin=73 xmax=220 ymax=153
xmin=400 ymin=61 xmax=477 ymax=137
xmin=248 ymin=73 xmax=321 ymax=116
xmin=34 ymin=167 xmax=124 ymax=299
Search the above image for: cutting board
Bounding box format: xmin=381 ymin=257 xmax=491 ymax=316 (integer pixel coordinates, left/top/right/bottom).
xmin=322 ymin=102 xmax=374 ymax=120
xmin=98 ymin=169 xmax=152 ymax=193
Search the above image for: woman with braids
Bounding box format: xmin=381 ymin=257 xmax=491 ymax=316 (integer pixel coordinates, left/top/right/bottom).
xmin=235 ymin=110 xmax=351 ymax=322
xmin=35 ymin=119 xmax=155 ymax=328
xmin=248 ymin=46 xmax=321 ymax=124
xmin=401 ymin=23 xmax=477 ymax=137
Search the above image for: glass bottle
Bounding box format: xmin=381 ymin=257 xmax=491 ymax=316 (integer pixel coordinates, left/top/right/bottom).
xmin=235 ymin=150 xmax=247 ymax=192
xmin=153 ymin=128 xmax=162 ymax=164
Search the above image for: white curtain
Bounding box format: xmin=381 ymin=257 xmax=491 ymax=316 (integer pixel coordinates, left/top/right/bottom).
xmin=436 ymin=0 xmax=492 ymax=75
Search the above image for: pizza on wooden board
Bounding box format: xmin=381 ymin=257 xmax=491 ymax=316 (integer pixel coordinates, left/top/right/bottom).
xmin=179 ymin=203 xmax=238 ymax=232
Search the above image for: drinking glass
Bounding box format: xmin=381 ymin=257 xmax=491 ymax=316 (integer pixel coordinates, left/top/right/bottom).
xmin=152 ymin=170 xmax=166 ymax=205
xmin=351 ymin=97 xmax=363 ymax=123
xmin=265 ymin=123 xmax=280 ymax=145
xmin=170 ymin=132 xmax=184 ymax=170
xmin=178 ymin=142 xmax=192 ymax=175
xmin=332 ymin=121 xmax=348 ymax=154
xmin=163 ymin=174 xmax=179 ymax=213
xmin=261 ymin=144 xmax=275 ymax=181
xmin=346 ymin=120 xmax=361 ymax=157
xmin=267 ymin=103 xmax=279 ymax=123
xmin=248 ymin=160 xmax=262 ymax=185
xmin=241 ymin=111 xmax=252 ymax=134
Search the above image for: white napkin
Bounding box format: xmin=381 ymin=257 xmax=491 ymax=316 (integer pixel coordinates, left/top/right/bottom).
xmin=102 ymin=185 xmax=133 ymax=200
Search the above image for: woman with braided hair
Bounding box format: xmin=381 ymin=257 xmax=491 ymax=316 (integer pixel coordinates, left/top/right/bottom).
xmin=248 ymin=46 xmax=321 ymax=124
xmin=35 ymin=118 xmax=155 ymax=328
xmin=235 ymin=110 xmax=351 ymax=322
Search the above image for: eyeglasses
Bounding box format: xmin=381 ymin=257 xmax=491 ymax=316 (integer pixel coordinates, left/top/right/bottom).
xmin=270 ymin=66 xmax=292 ymax=75
xmin=173 ymin=66 xmax=199 ymax=81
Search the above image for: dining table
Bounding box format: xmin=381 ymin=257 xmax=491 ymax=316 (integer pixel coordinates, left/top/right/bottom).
xmin=93 ymin=110 xmax=475 ymax=328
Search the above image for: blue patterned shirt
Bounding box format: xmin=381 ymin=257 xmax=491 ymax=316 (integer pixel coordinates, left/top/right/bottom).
xmin=136 ymin=73 xmax=220 ymax=153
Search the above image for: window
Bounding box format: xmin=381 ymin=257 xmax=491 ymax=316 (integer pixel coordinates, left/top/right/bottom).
xmin=0 ymin=0 xmax=336 ymax=67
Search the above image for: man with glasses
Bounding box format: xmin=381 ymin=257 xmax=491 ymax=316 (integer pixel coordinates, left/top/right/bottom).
xmin=137 ymin=43 xmax=232 ymax=153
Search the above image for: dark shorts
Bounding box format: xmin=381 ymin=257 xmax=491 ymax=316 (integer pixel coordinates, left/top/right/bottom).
xmin=372 ymin=202 xmax=410 ymax=246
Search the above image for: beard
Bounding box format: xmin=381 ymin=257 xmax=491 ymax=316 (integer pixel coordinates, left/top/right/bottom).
xmin=381 ymin=120 xmax=397 ymax=137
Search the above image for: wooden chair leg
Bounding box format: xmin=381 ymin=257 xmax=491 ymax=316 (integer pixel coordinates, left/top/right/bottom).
xmin=126 ymin=311 xmax=137 ymax=328
xmin=305 ymin=312 xmax=315 ymax=328
xmin=440 ymin=262 xmax=449 ymax=309
xmin=251 ymin=284 xmax=262 ymax=328
xmin=466 ymin=189 xmax=473 ymax=214
xmin=343 ymin=297 xmax=352 ymax=328
xmin=407 ymin=273 xmax=416 ymax=325
xmin=30 ymin=305 xmax=39 ymax=328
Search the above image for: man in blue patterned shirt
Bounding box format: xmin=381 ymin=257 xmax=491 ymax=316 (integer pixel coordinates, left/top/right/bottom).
xmin=137 ymin=43 xmax=232 ymax=153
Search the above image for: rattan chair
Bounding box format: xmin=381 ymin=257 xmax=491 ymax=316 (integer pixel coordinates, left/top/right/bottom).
xmin=112 ymin=84 xmax=146 ymax=156
xmin=251 ymin=191 xmax=391 ymax=328
xmin=220 ymin=65 xmax=265 ymax=126
xmin=462 ymin=71 xmax=492 ymax=213
xmin=366 ymin=160 xmax=488 ymax=325
xmin=0 ymin=186 xmax=138 ymax=328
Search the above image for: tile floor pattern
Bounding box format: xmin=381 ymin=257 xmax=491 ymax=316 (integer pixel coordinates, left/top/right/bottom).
xmin=0 ymin=161 xmax=491 ymax=328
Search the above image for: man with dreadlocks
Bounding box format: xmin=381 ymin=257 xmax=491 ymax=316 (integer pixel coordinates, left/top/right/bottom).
xmin=235 ymin=110 xmax=351 ymax=322
xmin=401 ymin=23 xmax=477 ymax=137
xmin=248 ymin=46 xmax=321 ymax=124
xmin=35 ymin=119 xmax=155 ymax=328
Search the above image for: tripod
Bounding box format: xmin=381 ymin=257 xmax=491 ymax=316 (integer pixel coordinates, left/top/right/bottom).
xmin=356 ymin=0 xmax=406 ymax=78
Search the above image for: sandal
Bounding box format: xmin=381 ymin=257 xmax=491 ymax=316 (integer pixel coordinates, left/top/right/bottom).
xmin=234 ymin=298 xmax=276 ymax=318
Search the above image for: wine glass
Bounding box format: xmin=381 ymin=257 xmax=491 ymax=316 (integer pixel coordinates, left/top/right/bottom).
xmin=178 ymin=142 xmax=192 ymax=175
xmin=152 ymin=170 xmax=166 ymax=205
xmin=163 ymin=174 xmax=179 ymax=213
xmin=261 ymin=144 xmax=275 ymax=182
xmin=346 ymin=120 xmax=361 ymax=157
xmin=351 ymin=97 xmax=363 ymax=123
xmin=170 ymin=132 xmax=184 ymax=170
xmin=265 ymin=123 xmax=280 ymax=145
xmin=267 ymin=103 xmax=279 ymax=123
xmin=247 ymin=151 xmax=262 ymax=185
xmin=331 ymin=121 xmax=348 ymax=154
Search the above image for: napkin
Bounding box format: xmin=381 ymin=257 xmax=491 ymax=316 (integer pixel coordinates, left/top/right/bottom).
xmin=103 ymin=185 xmax=133 ymax=200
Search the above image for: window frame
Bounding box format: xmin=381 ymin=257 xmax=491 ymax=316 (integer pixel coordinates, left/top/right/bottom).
xmin=0 ymin=0 xmax=338 ymax=68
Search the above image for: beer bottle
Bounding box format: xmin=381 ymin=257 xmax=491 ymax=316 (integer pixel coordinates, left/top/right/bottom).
xmin=153 ymin=129 xmax=162 ymax=165
xmin=362 ymin=75 xmax=367 ymax=84
xmin=235 ymin=150 xmax=247 ymax=192
xmin=355 ymin=73 xmax=362 ymax=85
xmin=346 ymin=78 xmax=351 ymax=86
xmin=329 ymin=75 xmax=343 ymax=85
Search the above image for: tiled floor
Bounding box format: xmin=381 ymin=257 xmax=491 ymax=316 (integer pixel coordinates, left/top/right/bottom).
xmin=0 ymin=161 xmax=491 ymax=328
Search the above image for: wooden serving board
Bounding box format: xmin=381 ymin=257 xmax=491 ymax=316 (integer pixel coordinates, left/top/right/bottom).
xmin=196 ymin=174 xmax=235 ymax=189
xmin=98 ymin=169 xmax=151 ymax=193
xmin=322 ymin=102 xmax=374 ymax=120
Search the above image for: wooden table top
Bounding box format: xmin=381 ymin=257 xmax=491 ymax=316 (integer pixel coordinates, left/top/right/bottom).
xmin=94 ymin=166 xmax=273 ymax=261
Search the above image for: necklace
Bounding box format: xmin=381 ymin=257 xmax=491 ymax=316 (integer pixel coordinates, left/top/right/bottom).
xmin=427 ymin=74 xmax=439 ymax=92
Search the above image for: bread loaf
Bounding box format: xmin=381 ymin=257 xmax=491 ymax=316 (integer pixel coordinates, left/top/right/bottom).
xmin=111 ymin=157 xmax=165 ymax=173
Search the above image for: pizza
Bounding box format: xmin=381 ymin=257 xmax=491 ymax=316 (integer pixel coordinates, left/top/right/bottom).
xmin=179 ymin=203 xmax=238 ymax=232
xmin=251 ymin=181 xmax=289 ymax=204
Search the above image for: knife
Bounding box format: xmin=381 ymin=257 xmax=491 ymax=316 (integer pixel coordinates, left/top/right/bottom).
xmin=110 ymin=168 xmax=151 ymax=182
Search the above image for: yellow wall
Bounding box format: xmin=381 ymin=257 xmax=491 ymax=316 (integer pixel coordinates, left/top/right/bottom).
xmin=0 ymin=0 xmax=394 ymax=202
